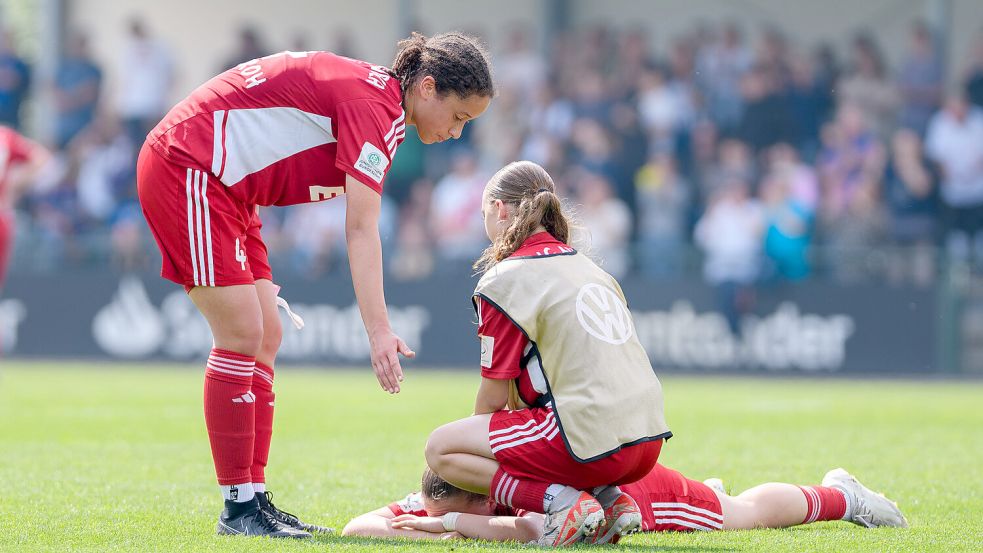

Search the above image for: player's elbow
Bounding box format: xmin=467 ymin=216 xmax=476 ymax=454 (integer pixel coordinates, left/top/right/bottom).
xmin=341 ymin=517 xmax=380 ymax=538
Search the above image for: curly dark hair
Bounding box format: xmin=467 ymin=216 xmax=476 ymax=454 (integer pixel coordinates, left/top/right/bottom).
xmin=390 ymin=31 xmax=495 ymax=99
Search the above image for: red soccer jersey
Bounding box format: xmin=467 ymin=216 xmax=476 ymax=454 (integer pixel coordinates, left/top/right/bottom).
xmin=147 ymin=51 xmax=405 ymax=206
xmin=475 ymin=232 xmax=577 ymax=407
xmin=0 ymin=126 xmax=33 ymax=206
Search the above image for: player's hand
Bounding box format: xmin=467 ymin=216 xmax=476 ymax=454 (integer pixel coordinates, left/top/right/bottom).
xmin=391 ymin=514 xmax=444 ymax=533
xmin=369 ymin=328 xmax=416 ymax=394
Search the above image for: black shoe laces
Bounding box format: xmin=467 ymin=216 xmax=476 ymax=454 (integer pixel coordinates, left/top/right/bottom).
xmin=252 ymin=506 xmax=284 ymax=534
xmin=264 ymin=491 xmax=301 ymax=525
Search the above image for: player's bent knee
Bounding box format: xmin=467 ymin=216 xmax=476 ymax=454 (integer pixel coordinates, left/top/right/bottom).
xmin=424 ymin=429 xmax=450 ymax=471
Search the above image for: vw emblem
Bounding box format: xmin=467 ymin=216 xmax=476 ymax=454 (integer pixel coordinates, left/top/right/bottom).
xmin=575 ymin=283 xmax=632 ymax=345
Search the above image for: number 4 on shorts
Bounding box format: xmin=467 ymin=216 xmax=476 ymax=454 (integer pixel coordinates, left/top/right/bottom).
xmin=235 ymin=238 xmax=247 ymax=270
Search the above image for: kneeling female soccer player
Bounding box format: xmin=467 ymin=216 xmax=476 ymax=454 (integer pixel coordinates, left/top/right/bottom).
xmin=424 ymin=161 xmax=672 ymax=546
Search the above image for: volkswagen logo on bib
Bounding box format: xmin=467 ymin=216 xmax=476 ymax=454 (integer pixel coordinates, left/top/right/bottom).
xmin=575 ymin=283 xmax=633 ymax=345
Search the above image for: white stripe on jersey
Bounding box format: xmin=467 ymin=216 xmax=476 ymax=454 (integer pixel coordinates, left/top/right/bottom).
xmin=211 ymin=110 xmax=225 ymax=176
xmin=215 ymin=107 xmax=336 ymax=186
xmin=384 ymin=111 xmax=406 ymax=142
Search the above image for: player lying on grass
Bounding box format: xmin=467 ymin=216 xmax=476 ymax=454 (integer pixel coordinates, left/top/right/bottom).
xmin=342 ymin=464 xmax=907 ymax=543
xmin=422 ymin=161 xmax=672 ymax=546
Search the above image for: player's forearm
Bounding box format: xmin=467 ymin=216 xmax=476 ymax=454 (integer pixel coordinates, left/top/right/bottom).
xmin=342 ymin=515 xmax=450 ymax=540
xmin=346 ymin=226 xmax=391 ymax=335
xmin=453 ymin=514 xmax=539 ymax=542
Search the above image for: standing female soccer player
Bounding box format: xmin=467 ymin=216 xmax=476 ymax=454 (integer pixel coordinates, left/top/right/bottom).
xmin=424 ymin=161 xmax=672 ymax=547
xmin=0 ymin=125 xmax=49 ymax=299
xmin=137 ymin=32 xmax=493 ymax=538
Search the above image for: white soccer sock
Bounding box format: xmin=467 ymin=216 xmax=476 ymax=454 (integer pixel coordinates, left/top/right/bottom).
xmin=838 ymin=487 xmax=855 ymax=521
xmin=221 ymin=483 xmax=255 ymax=503
xmin=544 ymin=484 xmax=577 ymax=513
xmin=592 ymin=485 xmax=621 ymax=508
xmin=253 ymin=482 xmax=266 ymax=493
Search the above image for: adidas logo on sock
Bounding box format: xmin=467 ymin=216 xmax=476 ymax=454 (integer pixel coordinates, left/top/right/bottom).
xmin=232 ymin=391 xmax=256 ymax=404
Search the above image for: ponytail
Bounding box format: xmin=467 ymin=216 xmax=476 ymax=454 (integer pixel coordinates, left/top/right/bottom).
xmin=474 ymin=161 xmax=576 ymax=274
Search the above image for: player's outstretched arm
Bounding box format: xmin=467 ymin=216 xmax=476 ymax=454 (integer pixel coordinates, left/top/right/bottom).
xmin=345 ymin=174 xmax=416 ymax=394
xmin=391 ymin=513 xmax=543 ymax=543
xmin=341 ymin=507 xmax=452 ymax=540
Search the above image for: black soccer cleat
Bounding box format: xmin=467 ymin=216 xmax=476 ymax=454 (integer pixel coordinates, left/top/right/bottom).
xmin=257 ymin=491 xmax=334 ymax=534
xmin=216 ymin=497 xmax=312 ymax=538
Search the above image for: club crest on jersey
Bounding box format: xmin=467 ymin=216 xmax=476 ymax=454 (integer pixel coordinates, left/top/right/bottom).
xmin=355 ymin=141 xmax=389 ymax=184
xmin=575 ymin=283 xmax=633 ymax=345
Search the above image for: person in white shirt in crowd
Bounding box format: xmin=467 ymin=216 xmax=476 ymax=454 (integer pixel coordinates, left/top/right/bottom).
xmin=925 ymin=92 xmax=983 ymax=265
xmin=429 ymin=149 xmax=489 ymax=266
xmin=695 ymin=178 xmax=765 ymax=334
xmin=116 ymin=18 xmax=174 ymax=146
xmin=576 ymin=169 xmax=632 ymax=278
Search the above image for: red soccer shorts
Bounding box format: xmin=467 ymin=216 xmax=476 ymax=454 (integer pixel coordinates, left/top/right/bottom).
xmin=621 ymin=463 xmax=724 ymax=532
xmin=488 ymin=406 xmax=662 ymax=490
xmin=137 ymin=144 xmax=272 ymax=291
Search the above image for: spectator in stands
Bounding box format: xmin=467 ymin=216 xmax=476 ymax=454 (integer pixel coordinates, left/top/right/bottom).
xmin=390 ymin=179 xmax=435 ymax=281
xmin=696 ymin=22 xmax=752 ymax=134
xmin=496 ymin=24 xmax=546 ymax=103
xmin=117 ymin=18 xmax=174 ymax=147
xmin=54 ymin=31 xmax=102 ymax=149
xmin=635 ymin=151 xmax=690 ymax=278
xmin=700 ymin=137 xmax=756 ymax=205
xmin=429 ymin=150 xmax=488 ymax=265
xmin=837 ymin=33 xmax=899 ymax=139
xmin=576 ymin=170 xmax=632 ymax=278
xmin=637 ymin=66 xmax=690 ymax=152
xmin=817 ymin=103 xmax=886 ymax=227
xmin=736 ymin=65 xmax=797 ymax=153
xmin=787 ymin=52 xmax=832 ymax=159
xmin=925 ymin=93 xmax=983 ymax=265
xmin=964 ymin=31 xmax=983 ymax=109
xmin=0 ymin=29 xmax=30 ymax=130
xmin=695 ymin=178 xmax=764 ymax=333
xmin=72 ymin=116 xmax=134 ymax=227
xmin=760 ymin=167 xmax=813 ymax=281
xmin=884 ymin=128 xmax=938 ymax=285
xmin=220 ymin=24 xmax=269 ymax=71
xmin=897 ymin=21 xmax=943 ymax=135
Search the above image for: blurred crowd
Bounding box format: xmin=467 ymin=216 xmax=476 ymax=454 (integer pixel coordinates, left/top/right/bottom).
xmin=6 ymin=18 xmax=983 ymax=294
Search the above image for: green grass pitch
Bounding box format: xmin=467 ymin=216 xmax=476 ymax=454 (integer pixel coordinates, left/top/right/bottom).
xmin=1 ymin=363 xmax=981 ymax=552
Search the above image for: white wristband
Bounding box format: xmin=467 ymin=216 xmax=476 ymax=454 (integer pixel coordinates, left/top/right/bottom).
xmin=442 ymin=512 xmax=461 ymax=532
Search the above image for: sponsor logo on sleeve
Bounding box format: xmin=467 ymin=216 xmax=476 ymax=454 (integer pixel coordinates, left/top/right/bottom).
xmin=480 ymin=334 xmax=494 ymax=368
xmin=354 ymin=141 xmax=389 ymax=184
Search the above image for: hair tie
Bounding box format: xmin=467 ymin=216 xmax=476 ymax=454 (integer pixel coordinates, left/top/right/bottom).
xmin=537 ymin=188 xmax=550 ymax=194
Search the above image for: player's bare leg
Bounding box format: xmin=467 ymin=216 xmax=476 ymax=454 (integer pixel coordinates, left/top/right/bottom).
xmin=425 ymin=414 xmax=499 ymax=494
xmin=717 ymin=483 xmax=810 ymax=529
xmin=190 ymin=284 xmax=310 ymax=539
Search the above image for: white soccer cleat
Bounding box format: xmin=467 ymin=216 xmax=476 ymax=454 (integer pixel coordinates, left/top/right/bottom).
xmin=822 ymin=468 xmax=908 ymax=528
xmin=703 ymin=478 xmax=727 ymax=495
xmin=586 ymin=486 xmax=643 ymax=545
xmin=537 ymin=489 xmax=605 ymax=547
